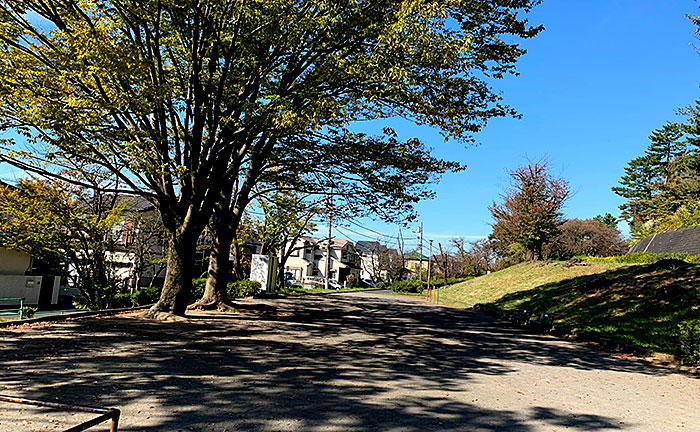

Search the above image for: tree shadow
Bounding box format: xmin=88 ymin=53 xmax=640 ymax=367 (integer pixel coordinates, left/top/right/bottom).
xmin=484 ymin=263 xmax=700 ymax=354
xmin=0 ymin=292 xmax=682 ymax=431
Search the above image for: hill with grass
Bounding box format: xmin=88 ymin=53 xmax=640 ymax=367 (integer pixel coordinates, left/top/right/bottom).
xmin=439 ymin=260 xmax=700 ymax=355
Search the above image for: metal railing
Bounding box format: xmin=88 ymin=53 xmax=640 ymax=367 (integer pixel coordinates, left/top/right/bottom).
xmin=0 ymin=395 xmax=120 ymax=431
xmin=0 ymin=297 xmax=24 ymax=319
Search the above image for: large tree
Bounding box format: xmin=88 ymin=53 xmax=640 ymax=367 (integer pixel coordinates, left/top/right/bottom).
xmin=0 ymin=0 xmax=542 ymax=316
xmin=489 ymin=161 xmax=570 ymax=261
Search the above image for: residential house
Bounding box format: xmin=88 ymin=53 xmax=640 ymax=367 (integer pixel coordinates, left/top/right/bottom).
xmin=355 ymin=241 xmax=402 ymax=281
xmin=282 ymin=236 xmax=361 ymax=284
xmin=0 ymin=246 xmax=60 ymax=307
xmin=403 ymin=251 xmax=430 ymax=277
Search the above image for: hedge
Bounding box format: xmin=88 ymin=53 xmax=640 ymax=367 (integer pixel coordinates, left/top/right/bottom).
xmin=577 ymin=252 xmax=700 ymax=265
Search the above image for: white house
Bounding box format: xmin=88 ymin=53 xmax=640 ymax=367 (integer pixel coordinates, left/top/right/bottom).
xmin=282 ymin=236 xmax=361 ymax=284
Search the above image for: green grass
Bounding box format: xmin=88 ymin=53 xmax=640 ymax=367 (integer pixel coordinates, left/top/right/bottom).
xmin=439 ymin=261 xmax=700 ymax=354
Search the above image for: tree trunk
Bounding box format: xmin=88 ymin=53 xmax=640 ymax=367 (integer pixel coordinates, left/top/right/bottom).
xmin=147 ymin=233 xmax=197 ymax=317
xmin=189 ymin=197 xmax=236 ymax=311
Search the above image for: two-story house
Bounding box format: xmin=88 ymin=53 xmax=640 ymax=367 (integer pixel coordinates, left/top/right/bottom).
xmin=282 ymin=236 xmax=361 ymax=285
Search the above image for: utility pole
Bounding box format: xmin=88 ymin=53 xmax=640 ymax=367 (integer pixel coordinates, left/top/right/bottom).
xmin=427 ymin=239 xmax=433 ymax=302
xmin=438 ymin=243 xmax=447 ymax=286
xmin=418 ymin=222 xmax=423 ymax=281
xmin=325 ymin=189 xmax=333 ymax=290
xmin=397 ymin=228 xmax=405 ymax=279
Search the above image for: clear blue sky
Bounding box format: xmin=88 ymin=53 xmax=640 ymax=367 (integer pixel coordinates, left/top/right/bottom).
xmin=345 ymin=0 xmax=700 ymax=251
xmin=2 ymin=2 xmax=699 ymax=252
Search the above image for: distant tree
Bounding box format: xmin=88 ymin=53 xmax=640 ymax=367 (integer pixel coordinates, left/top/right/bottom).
xmin=612 ymin=155 xmax=659 ymax=226
xmin=594 ymin=213 xmax=618 ymax=228
xmin=548 ymin=219 xmax=628 ymax=259
xmin=449 ymin=237 xmax=494 ymax=276
xmin=489 ymin=161 xmax=570 ymax=261
xmin=613 ymin=116 xmax=700 ymax=240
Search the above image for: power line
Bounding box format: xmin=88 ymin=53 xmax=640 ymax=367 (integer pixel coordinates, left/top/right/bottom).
xmin=347 ymin=219 xmax=398 ymax=240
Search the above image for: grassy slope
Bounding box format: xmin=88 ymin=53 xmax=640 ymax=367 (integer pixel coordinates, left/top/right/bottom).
xmin=439 ymin=261 xmax=700 ymax=354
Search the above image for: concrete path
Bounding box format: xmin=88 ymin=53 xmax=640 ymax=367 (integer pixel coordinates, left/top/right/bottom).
xmin=0 ymin=292 xmax=698 ymax=431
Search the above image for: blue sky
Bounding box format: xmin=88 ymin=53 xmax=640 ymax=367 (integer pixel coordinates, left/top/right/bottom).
xmin=2 ymin=2 xmax=699 ymax=252
xmin=345 ymin=0 xmax=700 ymax=251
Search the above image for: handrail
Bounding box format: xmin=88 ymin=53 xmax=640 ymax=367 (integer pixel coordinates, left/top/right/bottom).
xmin=0 ymin=297 xmax=24 ymax=319
xmin=0 ymin=395 xmax=120 ymax=431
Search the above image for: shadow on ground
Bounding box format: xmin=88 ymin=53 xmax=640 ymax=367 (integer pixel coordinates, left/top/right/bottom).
xmin=486 ymin=262 xmax=700 ymax=353
xmin=0 ymin=292 xmax=672 ymax=431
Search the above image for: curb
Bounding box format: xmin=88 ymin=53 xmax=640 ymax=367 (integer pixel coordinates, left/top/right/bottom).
xmin=0 ymin=305 xmax=152 ymax=328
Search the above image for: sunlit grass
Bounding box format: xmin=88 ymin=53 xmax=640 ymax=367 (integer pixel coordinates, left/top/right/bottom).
xmin=439 ymin=261 xmax=700 ymax=354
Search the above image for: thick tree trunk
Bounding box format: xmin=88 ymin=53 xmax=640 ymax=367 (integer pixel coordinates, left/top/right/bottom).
xmin=189 ymin=201 xmax=236 ymax=311
xmin=147 ymin=233 xmax=197 ymax=317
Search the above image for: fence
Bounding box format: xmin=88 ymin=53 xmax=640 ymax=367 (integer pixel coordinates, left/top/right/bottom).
xmin=0 ymin=395 xmax=120 ymax=431
xmin=0 ymin=297 xmax=24 ymax=319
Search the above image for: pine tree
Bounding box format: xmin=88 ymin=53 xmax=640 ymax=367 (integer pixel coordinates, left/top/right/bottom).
xmin=612 ymin=155 xmax=658 ymax=223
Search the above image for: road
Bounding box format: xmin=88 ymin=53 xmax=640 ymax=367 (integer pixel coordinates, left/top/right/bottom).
xmin=0 ymin=291 xmax=698 ymax=431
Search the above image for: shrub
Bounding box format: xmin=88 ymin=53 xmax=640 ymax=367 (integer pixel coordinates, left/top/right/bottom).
xmin=132 ymin=286 xmax=160 ymax=306
xmin=345 ymin=274 xmax=357 ymax=288
xmin=577 ymin=252 xmax=700 ymax=265
xmin=227 ymin=279 xmax=260 ymax=298
xmin=679 ymin=320 xmax=700 ymax=366
xmin=374 ymin=281 xmax=385 ymax=290
xmin=390 ymin=279 xmax=425 ymax=293
xmin=191 ymin=277 xmax=207 ymax=299
xmin=112 ymin=293 xmax=134 ymax=308
xmin=21 ymin=306 xmax=37 ymax=319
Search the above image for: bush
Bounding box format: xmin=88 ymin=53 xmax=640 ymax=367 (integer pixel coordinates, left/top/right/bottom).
xmin=345 ymin=274 xmax=357 ymax=288
xmin=227 ymin=279 xmax=260 ymax=298
xmin=191 ymin=277 xmax=207 ymax=299
xmin=390 ymin=279 xmax=426 ymax=293
xmin=374 ymin=281 xmax=385 ymax=290
xmin=112 ymin=293 xmax=134 ymax=308
xmin=679 ymin=320 xmax=700 ymax=365
xmin=21 ymin=306 xmax=37 ymax=319
xmin=577 ymin=252 xmax=700 ymax=265
xmin=132 ymin=286 xmax=160 ymax=306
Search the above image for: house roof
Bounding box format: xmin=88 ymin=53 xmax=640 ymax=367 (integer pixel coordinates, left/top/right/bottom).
xmin=628 ymin=225 xmax=700 ymax=256
xmin=403 ymin=251 xmax=430 ymax=261
xmin=355 ymin=240 xmax=380 ymax=253
xmin=300 ymin=236 xmax=354 ymax=249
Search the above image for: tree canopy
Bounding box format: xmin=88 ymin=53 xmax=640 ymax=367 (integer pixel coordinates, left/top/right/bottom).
xmin=489 ymin=161 xmax=570 ymax=261
xmin=0 ymin=0 xmax=543 ymax=315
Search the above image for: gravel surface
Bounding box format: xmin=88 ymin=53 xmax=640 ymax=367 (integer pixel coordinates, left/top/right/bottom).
xmin=1 ymin=291 xmax=698 ymax=431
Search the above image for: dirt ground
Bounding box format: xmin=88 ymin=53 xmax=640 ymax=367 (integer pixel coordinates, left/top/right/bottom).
xmin=1 ymin=291 xmax=699 ymax=431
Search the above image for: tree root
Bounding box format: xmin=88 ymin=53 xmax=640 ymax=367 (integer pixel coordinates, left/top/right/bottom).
xmin=187 ymin=298 xmax=237 ymax=313
xmin=136 ymin=308 xmax=193 ymax=322
xmin=187 ymin=298 xmax=281 ymax=315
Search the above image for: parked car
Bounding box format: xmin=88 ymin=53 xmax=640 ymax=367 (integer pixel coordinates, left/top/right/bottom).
xmin=302 ymin=276 xmax=324 ymax=288
xmin=358 ymin=279 xmax=375 ymax=288
xmin=327 ymin=279 xmax=343 ymax=290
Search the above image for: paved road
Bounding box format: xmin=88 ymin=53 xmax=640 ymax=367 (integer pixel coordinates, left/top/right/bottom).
xmin=1 ymin=292 xmax=698 ymax=431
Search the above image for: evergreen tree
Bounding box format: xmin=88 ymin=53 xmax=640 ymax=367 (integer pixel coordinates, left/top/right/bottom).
xmin=612 ymin=155 xmax=658 ymax=223
xmin=645 ymin=122 xmax=686 ymax=185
